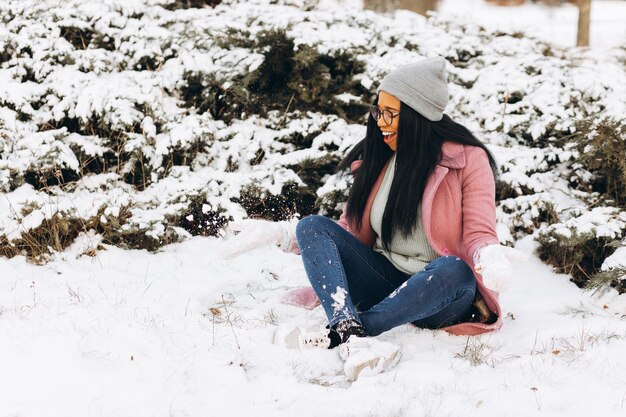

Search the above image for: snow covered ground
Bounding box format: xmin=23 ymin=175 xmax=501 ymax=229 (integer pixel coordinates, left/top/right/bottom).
xmin=1 ymin=234 xmax=626 ymax=416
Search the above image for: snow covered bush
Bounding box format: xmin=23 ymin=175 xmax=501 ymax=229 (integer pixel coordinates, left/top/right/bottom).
xmin=534 ymin=117 xmax=626 ymax=293
xmin=535 ymin=207 xmax=626 ymax=291
xmin=573 ymin=117 xmax=626 ymax=206
xmin=1 ymin=0 xmax=626 ymax=292
xmin=161 ymin=0 xmax=222 ymax=10
xmin=589 ymin=246 xmax=626 ymax=294
xmin=179 ymin=27 xmax=368 ymax=122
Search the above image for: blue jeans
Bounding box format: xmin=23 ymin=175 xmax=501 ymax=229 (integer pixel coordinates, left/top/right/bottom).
xmin=296 ymin=215 xmax=477 ymax=336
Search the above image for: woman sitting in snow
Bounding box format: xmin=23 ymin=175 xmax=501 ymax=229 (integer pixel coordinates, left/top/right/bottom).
xmin=225 ymin=56 xmax=525 ymax=381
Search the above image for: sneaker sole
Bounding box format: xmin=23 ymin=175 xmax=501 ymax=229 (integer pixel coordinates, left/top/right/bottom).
xmin=345 ymin=348 xmax=401 ymax=381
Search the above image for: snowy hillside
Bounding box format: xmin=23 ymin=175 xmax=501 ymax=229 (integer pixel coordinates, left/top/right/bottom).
xmin=1 ymin=0 xmax=626 ymax=415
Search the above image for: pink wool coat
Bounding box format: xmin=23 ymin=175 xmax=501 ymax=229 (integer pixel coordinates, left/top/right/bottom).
xmin=285 ymin=141 xmax=502 ymax=336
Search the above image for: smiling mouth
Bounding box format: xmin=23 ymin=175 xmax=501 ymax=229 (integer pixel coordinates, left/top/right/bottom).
xmin=382 ymin=132 xmax=396 ymax=142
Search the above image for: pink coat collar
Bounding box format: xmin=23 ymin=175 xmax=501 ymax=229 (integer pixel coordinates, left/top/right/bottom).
xmin=439 ymin=141 xmax=466 ymax=169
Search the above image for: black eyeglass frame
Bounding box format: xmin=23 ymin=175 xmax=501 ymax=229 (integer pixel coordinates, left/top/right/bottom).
xmin=370 ymin=106 xmax=399 ymax=126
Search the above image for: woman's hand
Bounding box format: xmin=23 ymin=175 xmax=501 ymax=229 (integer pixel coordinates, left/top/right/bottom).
xmin=474 ymin=245 xmax=529 ymax=293
xmin=221 ymin=219 xmax=296 ymax=259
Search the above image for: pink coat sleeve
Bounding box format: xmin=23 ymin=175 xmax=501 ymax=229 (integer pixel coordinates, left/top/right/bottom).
xmin=337 ymin=160 xmax=363 ymax=230
xmin=461 ymin=147 xmax=499 ymax=261
xmin=337 ymin=206 xmax=350 ymax=231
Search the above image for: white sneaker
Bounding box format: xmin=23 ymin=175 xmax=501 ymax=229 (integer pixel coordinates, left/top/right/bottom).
xmin=339 ymin=336 xmax=401 ymax=381
xmin=273 ymin=324 xmax=331 ymax=349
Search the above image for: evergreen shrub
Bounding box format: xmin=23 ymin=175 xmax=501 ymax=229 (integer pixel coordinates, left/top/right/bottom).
xmin=181 ymin=29 xmax=368 ymax=122
xmin=3 ymin=0 xmax=626 ymax=275
xmin=574 ymin=117 xmax=626 ymax=205
xmin=587 ymin=267 xmax=626 ymax=294
xmin=161 ymin=0 xmax=223 ymax=10
xmin=533 ymin=116 xmax=626 ymax=290
xmin=535 ymin=206 xmax=626 ymax=293
xmin=177 ymin=196 xmax=229 ymax=237
xmin=235 ymin=182 xmax=317 ymax=221
xmin=536 ymin=232 xmax=618 ymax=290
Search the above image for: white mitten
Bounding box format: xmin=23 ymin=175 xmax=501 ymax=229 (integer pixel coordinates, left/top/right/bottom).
xmin=474 ymin=245 xmax=528 ymax=293
xmin=221 ymin=219 xmax=296 ymax=259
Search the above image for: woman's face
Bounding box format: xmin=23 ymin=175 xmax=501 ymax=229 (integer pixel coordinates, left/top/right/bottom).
xmin=376 ymin=91 xmax=400 ymax=151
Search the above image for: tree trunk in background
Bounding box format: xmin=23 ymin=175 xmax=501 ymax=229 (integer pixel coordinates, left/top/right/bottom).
xmin=362 ymin=0 xmax=387 ymax=12
xmin=398 ymin=0 xmax=438 ymax=15
xmin=576 ymin=0 xmax=591 ymax=47
xmin=363 ymin=0 xmax=438 ymax=16
xmin=484 ymin=0 xmax=524 ymax=5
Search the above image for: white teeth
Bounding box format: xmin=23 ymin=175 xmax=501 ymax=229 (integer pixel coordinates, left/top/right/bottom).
xmin=382 ymin=132 xmax=394 ymax=136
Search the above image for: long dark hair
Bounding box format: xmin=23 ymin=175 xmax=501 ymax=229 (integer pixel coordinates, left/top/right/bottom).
xmin=336 ymin=98 xmax=498 ymax=250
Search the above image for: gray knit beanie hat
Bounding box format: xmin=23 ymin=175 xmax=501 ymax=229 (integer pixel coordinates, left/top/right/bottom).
xmin=377 ymin=57 xmax=449 ymax=122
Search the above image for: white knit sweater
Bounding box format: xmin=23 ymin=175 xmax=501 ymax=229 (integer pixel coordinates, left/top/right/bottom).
xmin=370 ymin=154 xmax=439 ymax=275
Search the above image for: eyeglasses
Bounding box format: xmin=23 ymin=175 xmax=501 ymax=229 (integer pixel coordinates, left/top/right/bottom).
xmin=370 ymin=106 xmax=399 ymax=126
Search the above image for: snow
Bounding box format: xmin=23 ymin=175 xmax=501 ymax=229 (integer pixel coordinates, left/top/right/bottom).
xmin=438 ymin=0 xmax=626 ymax=49
xmin=389 ymin=280 xmax=408 ymax=298
xmin=331 ymin=285 xmax=348 ymax=317
xmin=1 ymin=235 xmax=626 ymax=416
xmin=603 ymin=247 xmax=626 ymax=271
xmin=1 ymin=0 xmax=626 ymax=415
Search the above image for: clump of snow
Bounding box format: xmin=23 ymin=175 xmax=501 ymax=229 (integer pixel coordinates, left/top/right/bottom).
xmin=539 ymin=208 xmax=626 ymax=242
xmin=388 ymin=280 xmax=408 ymax=299
xmin=602 ymin=247 xmax=626 ymax=272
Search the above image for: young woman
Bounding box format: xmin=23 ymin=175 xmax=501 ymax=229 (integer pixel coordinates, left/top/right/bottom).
xmin=224 ymin=57 xmax=526 ymax=380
